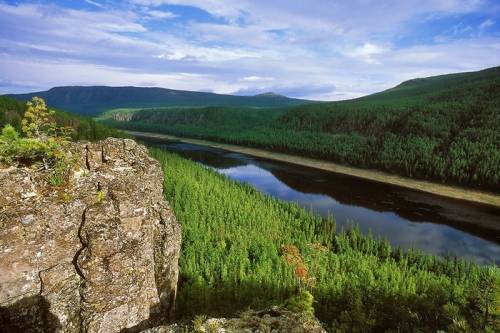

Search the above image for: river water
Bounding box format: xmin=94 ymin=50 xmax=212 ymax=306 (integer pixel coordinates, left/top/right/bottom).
xmin=145 ymin=138 xmax=500 ymax=265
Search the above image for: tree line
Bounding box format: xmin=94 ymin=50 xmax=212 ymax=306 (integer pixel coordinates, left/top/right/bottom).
xmin=103 ymin=67 xmax=500 ymax=191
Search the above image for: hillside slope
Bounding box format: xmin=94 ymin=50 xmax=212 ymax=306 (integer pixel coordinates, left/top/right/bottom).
xmin=6 ymin=86 xmax=312 ymax=116
xmin=103 ymin=66 xmax=500 ymax=190
xmin=358 ymin=65 xmax=500 ymax=104
xmin=151 ymin=148 xmax=499 ymax=332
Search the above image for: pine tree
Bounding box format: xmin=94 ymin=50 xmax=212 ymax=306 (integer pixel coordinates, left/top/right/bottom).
xmin=21 ymin=96 xmax=56 ymax=139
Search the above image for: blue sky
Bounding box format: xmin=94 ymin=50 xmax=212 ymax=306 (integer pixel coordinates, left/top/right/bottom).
xmin=0 ymin=0 xmax=499 ymax=100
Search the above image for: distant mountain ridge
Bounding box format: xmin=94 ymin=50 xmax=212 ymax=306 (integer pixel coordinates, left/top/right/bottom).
xmin=5 ymin=86 xmax=313 ymax=116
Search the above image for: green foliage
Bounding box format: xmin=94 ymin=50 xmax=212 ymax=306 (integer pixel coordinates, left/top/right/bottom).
xmin=0 ymin=125 xmax=52 ymax=165
xmin=151 ymin=148 xmax=499 ymax=332
xmin=192 ymin=315 xmax=207 ymax=332
xmin=46 ymin=160 xmax=68 ymax=186
xmin=110 ymin=66 xmax=500 ymax=191
xmin=0 ymin=95 xmax=25 ymax=130
xmin=0 ymin=97 xmax=83 ymax=186
xmin=0 ymin=94 xmax=127 ymax=187
xmin=95 ymin=190 xmax=105 ymax=203
xmin=21 ymin=96 xmax=56 ymax=138
xmin=0 ymin=95 xmax=129 ymax=142
xmin=286 ymin=290 xmax=315 ymax=317
xmin=1 ymin=124 xmax=19 ymax=142
xmin=0 ymin=121 xmax=78 ymax=186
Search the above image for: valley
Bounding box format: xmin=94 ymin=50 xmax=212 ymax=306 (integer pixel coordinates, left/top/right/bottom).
xmin=96 ymin=66 xmax=500 ymax=192
xmin=151 ymin=146 xmax=499 ymax=331
xmin=2 ymin=2 xmax=499 ymax=331
xmin=129 ymin=130 xmax=500 ymax=208
xmin=141 ymin=135 xmax=500 ymax=264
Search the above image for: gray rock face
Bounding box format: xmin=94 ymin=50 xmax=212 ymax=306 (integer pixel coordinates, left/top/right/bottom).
xmin=0 ymin=138 xmax=181 ymax=333
xmin=142 ymin=307 xmax=327 ymax=333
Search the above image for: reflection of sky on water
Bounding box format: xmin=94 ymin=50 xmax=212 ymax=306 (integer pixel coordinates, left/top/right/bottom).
xmin=219 ymin=164 xmax=500 ymax=265
xmin=147 ymin=140 xmax=500 ymax=265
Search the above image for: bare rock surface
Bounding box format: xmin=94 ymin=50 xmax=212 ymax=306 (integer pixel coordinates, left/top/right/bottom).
xmin=0 ymin=138 xmax=181 ymax=333
xmin=143 ymin=307 xmax=327 ymax=333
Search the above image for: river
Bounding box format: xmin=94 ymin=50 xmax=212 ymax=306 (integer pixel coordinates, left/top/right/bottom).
xmin=143 ymin=138 xmax=500 ymax=265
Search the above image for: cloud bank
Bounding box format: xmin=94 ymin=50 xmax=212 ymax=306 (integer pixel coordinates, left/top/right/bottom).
xmin=0 ymin=0 xmax=499 ymax=100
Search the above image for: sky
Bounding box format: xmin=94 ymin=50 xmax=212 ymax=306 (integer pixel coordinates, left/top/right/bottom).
xmin=0 ymin=0 xmax=499 ymax=100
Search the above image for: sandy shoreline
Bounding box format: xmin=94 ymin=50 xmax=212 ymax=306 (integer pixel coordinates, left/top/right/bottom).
xmin=127 ymin=130 xmax=500 ymax=208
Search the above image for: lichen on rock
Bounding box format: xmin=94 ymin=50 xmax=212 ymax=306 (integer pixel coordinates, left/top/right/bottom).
xmin=0 ymin=138 xmax=181 ymax=333
xmin=145 ymin=307 xmax=327 ymax=333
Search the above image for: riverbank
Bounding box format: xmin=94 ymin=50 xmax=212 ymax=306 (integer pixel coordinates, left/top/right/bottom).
xmin=127 ymin=130 xmax=500 ymax=208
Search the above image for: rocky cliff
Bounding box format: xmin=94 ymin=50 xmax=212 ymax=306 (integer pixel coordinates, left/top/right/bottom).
xmin=0 ymin=138 xmax=181 ymax=333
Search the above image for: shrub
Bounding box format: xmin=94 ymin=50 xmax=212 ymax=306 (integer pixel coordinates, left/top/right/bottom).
xmin=21 ymin=96 xmax=56 ymax=139
xmin=0 ymin=97 xmax=78 ymax=186
xmin=286 ymin=290 xmax=315 ymax=317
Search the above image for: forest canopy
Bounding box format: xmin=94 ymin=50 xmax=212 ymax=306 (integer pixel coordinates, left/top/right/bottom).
xmin=151 ymin=148 xmax=499 ymax=332
xmin=103 ymin=66 xmax=500 ymax=191
xmin=0 ymin=95 xmax=128 ymax=141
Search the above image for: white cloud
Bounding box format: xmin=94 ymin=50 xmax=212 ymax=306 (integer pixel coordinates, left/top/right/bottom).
xmin=153 ymin=45 xmax=261 ymax=62
xmin=346 ymin=43 xmax=389 ymax=64
xmin=0 ymin=3 xmax=146 ymax=33
xmin=0 ymin=1 xmax=498 ymax=100
xmin=85 ymin=0 xmax=104 ymax=8
xmin=128 ymin=0 xmax=488 ymax=37
xmin=479 ymin=18 xmax=494 ymax=30
xmin=128 ymin=0 xmax=244 ymax=17
xmin=241 ymin=76 xmax=274 ymax=82
xmin=145 ymin=9 xmax=177 ymax=19
xmin=0 ymin=55 xmax=240 ymax=94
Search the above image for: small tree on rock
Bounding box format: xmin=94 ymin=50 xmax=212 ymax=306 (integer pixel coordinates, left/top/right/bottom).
xmin=0 ymin=97 xmax=77 ymax=185
xmin=21 ymin=97 xmax=56 ymax=139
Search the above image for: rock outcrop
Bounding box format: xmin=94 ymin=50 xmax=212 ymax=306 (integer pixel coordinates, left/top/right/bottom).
xmin=142 ymin=307 xmax=327 ymax=333
xmin=0 ymin=138 xmax=181 ymax=333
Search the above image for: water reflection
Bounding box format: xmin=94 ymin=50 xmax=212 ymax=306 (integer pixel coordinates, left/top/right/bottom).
xmin=148 ymin=139 xmax=500 ymax=265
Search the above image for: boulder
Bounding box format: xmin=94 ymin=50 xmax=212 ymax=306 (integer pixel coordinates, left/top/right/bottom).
xmin=0 ymin=138 xmax=181 ymax=333
xmin=144 ymin=307 xmax=327 ymax=333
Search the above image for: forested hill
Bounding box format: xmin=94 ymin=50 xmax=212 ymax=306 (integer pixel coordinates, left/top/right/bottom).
xmin=6 ymin=86 xmax=312 ymax=116
xmin=353 ymin=65 xmax=500 ymax=105
xmin=0 ymin=96 xmax=126 ymax=141
xmin=102 ymin=66 xmax=500 ymax=191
